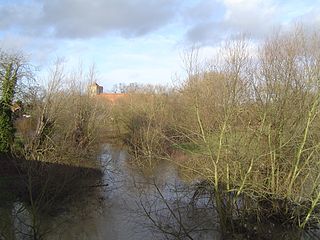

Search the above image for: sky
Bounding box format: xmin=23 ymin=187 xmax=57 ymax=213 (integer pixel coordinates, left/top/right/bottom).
xmin=0 ymin=0 xmax=319 ymax=91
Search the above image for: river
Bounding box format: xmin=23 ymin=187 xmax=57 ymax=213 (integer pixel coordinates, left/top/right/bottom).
xmin=44 ymin=144 xmax=218 ymax=240
xmin=1 ymin=145 xmax=319 ymax=239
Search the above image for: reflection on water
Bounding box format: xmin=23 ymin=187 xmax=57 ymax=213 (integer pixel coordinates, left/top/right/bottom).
xmin=46 ymin=144 xmax=218 ymax=240
xmin=1 ymin=145 xmax=320 ymax=239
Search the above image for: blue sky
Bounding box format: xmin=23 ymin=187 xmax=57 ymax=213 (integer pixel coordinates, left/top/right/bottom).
xmin=0 ymin=0 xmax=319 ymax=91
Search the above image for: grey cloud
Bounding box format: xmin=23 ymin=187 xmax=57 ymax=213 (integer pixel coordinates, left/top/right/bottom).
xmin=185 ymin=21 xmax=226 ymax=45
xmin=0 ymin=0 xmax=181 ymax=39
xmin=0 ymin=2 xmax=39 ymax=30
xmin=2 ymin=0 xmax=319 ymax=47
xmin=183 ymin=0 xmax=225 ymax=24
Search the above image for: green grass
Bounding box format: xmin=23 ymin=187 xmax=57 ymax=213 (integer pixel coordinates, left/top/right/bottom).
xmin=172 ymin=142 xmax=202 ymax=153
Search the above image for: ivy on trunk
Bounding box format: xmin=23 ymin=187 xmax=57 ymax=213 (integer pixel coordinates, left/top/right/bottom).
xmin=0 ymin=60 xmax=19 ymax=153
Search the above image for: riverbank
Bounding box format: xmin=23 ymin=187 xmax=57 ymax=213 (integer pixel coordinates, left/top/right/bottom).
xmin=0 ymin=153 xmax=103 ymax=239
xmin=104 ymin=29 xmax=320 ymax=235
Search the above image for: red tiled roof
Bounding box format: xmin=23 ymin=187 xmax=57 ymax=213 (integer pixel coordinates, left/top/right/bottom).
xmin=95 ymin=93 xmax=127 ymax=103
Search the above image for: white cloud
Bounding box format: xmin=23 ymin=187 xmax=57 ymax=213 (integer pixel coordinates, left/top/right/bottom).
xmin=223 ymin=0 xmax=278 ymax=36
xmin=184 ymin=0 xmax=320 ymax=45
xmin=184 ymin=0 xmax=279 ymax=44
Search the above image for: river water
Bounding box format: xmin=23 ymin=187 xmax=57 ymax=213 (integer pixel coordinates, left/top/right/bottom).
xmin=1 ymin=145 xmax=319 ymax=239
xmin=45 ymin=145 xmax=217 ymax=240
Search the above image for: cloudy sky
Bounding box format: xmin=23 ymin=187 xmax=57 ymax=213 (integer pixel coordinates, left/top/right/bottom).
xmin=0 ymin=0 xmax=319 ymax=90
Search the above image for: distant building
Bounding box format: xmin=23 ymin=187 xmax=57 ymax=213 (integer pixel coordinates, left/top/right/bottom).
xmin=88 ymin=82 xmax=127 ymax=103
xmin=88 ymin=82 xmax=103 ymax=96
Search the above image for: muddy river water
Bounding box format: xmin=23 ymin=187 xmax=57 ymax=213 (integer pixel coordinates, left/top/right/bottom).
xmin=1 ymin=145 xmax=319 ymax=239
xmin=44 ymin=145 xmax=218 ymax=239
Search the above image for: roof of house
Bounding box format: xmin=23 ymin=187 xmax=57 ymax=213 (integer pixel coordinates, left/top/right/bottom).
xmin=95 ymin=93 xmax=127 ymax=103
